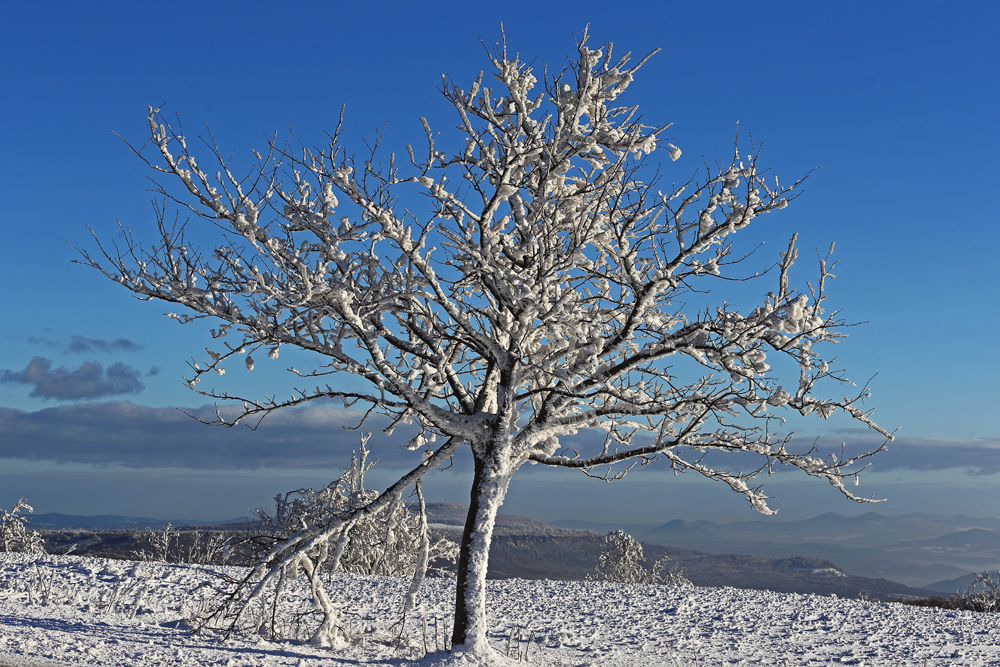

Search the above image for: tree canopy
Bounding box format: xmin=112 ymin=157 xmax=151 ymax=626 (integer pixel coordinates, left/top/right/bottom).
xmin=82 ymin=27 xmax=891 ymax=656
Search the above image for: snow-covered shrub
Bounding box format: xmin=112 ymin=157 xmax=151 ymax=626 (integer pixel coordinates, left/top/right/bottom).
xmin=899 ymin=572 xmax=1000 ymax=614
xmin=135 ymin=524 xmax=234 ymax=565
xmin=961 ymin=571 xmax=1000 ymax=613
xmin=135 ymin=523 xmax=177 ymax=563
xmin=179 ymin=529 xmax=233 ymax=565
xmin=0 ymin=498 xmax=46 ymax=555
xmin=589 ymin=530 xmax=688 ymax=586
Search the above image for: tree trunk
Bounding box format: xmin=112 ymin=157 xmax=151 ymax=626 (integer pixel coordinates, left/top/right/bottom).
xmin=450 ymin=451 xmax=512 ymax=653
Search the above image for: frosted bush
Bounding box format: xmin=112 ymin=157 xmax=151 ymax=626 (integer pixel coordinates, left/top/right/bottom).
xmin=0 ymin=498 xmax=46 ymax=555
xmin=961 ymin=571 xmax=1000 ymax=613
xmin=203 ymin=440 xmax=458 ymax=646
xmin=590 ymin=530 xmax=688 ymax=586
xmin=134 ymin=524 xmax=234 ymax=565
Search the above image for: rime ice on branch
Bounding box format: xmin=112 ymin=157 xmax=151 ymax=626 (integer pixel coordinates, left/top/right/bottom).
xmin=80 ymin=26 xmax=891 ymax=656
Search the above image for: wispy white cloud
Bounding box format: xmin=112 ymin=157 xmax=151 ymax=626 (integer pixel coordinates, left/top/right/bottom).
xmin=65 ymin=336 xmax=142 ymax=354
xmin=25 ymin=334 xmax=143 ymax=355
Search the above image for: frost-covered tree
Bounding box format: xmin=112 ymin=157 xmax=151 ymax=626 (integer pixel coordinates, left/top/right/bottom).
xmin=590 ymin=530 xmax=689 ymax=586
xmin=81 ymin=28 xmax=891 ymax=656
xmin=0 ymin=498 xmax=46 ymax=555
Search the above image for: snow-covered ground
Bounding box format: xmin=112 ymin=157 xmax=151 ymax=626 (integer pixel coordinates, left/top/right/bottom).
xmin=1 ymin=552 xmax=998 ymax=666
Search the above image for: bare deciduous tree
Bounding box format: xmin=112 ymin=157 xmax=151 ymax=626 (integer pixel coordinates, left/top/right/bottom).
xmin=81 ymin=27 xmax=891 ymax=656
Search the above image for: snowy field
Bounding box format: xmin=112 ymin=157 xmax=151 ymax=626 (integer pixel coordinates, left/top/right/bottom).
xmin=1 ymin=552 xmax=999 ymax=666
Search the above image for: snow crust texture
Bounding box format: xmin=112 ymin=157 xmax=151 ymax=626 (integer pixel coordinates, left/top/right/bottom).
xmin=1 ymin=552 xmax=999 ymax=666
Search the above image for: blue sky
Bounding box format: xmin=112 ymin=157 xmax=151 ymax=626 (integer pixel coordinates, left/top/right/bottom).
xmin=1 ymin=1 xmax=997 ymax=525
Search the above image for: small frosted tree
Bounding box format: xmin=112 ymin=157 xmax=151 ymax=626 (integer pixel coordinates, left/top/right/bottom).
xmin=245 ymin=438 xmax=457 ymax=578
xmin=960 ymin=571 xmax=1000 ymax=613
xmin=216 ymin=439 xmax=456 ymax=645
xmin=81 ymin=28 xmax=891 ymax=655
xmin=590 ymin=530 xmax=689 ymax=586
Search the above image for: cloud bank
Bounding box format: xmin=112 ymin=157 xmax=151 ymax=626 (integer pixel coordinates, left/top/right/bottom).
xmin=0 ymin=400 xmax=995 ymax=479
xmin=0 ymin=401 xmax=416 ymax=470
xmin=792 ymin=433 xmax=1000 ymax=477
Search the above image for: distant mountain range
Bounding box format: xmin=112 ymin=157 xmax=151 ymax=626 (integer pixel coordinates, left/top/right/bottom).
xmin=555 ymin=511 xmax=1000 ymax=592
xmin=424 ymin=504 xmax=939 ymax=599
xmin=24 ymin=506 xmax=995 ymax=597
xmin=26 ymin=513 xmax=251 ymax=531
